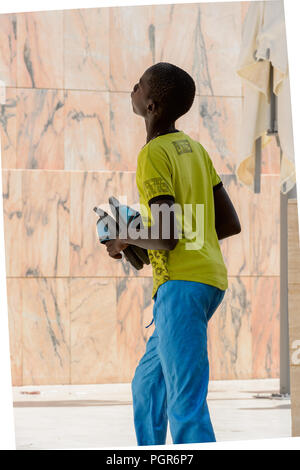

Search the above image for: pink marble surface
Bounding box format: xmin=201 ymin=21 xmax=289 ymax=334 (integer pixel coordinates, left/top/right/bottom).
xmin=261 ymin=136 xmax=281 ymax=175
xmin=6 ymin=278 xmax=22 ymax=386
xmin=16 ymin=88 xmax=65 ymax=169
xmin=217 ymin=174 xmax=250 ymax=276
xmin=1 ymin=91 xmax=281 ymax=173
xmin=70 ymin=169 xmax=152 ymax=278
xmin=208 ymin=276 xmax=252 ymax=380
xmin=0 ymin=88 xmax=17 ymax=169
xmin=70 ymin=277 xmax=119 ymax=384
xmin=22 ymin=277 xmax=70 ymax=385
xmin=176 ymin=95 xmax=200 ymax=143
xmin=249 ymin=175 xmax=280 ymax=276
xmin=116 ymin=277 xmax=154 ymax=382
xmin=64 ymin=90 xmax=110 ymax=170
xmin=209 ymin=274 xmax=280 ymax=380
xmin=241 ymin=1 xmax=251 ymax=25
xmin=251 ymin=276 xmax=280 ymax=379
xmin=17 ymin=11 xmax=64 ymax=89
xmin=3 ymin=169 xmax=70 ymax=277
xmin=109 ymin=5 xmax=155 ymax=93
xmin=2 ymin=170 xmax=23 ymax=277
xmin=64 ymin=8 xmax=110 ymax=91
xmin=110 ymin=91 xmax=150 ymax=171
xmin=0 ymin=13 xmax=17 ymax=87
xmin=154 ymin=2 xmax=242 ymax=98
xmin=0 ymin=2 xmax=283 ymax=384
xmin=198 ymin=96 xmax=243 ymax=174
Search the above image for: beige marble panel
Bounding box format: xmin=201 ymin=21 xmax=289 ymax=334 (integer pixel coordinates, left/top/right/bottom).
xmin=21 ymin=170 xmax=70 ymax=277
xmin=115 ymin=171 xmax=139 ymax=206
xmin=241 ymin=1 xmax=251 ymax=25
xmin=6 ymin=278 xmax=22 ymax=386
xmin=176 ymin=95 xmax=200 ymax=143
xmin=16 ymin=88 xmax=65 ymax=169
xmin=0 ymin=13 xmax=17 ymax=87
xmin=0 ymin=88 xmax=17 ymax=169
xmin=198 ymin=96 xmax=243 ymax=174
xmin=70 ymin=170 xmax=152 ymax=278
xmin=199 ymin=2 xmax=242 ymax=97
xmin=110 ymin=92 xmax=148 ymax=171
xmin=288 ymin=283 xmax=300 ymax=341
xmin=64 ymin=90 xmax=110 ymax=170
xmin=288 ymin=199 xmax=300 ymax=285
xmin=22 ymin=278 xmax=70 ymax=385
xmin=70 ymin=170 xmax=119 ymax=277
xmin=154 ymin=4 xmax=200 ymax=88
xmin=208 ymin=276 xmax=252 ymax=380
xmin=116 ymin=277 xmax=154 ymax=382
xmin=2 ymin=170 xmax=23 ymax=277
xmin=291 ymin=372 xmax=300 ymax=437
xmin=109 ymin=5 xmax=154 ymax=92
xmin=261 ymin=135 xmax=281 ymax=175
xmin=17 ymin=11 xmax=63 ymax=89
xmin=217 ymin=174 xmax=250 ymax=276
xmin=288 ymin=200 xmax=300 ymax=436
xmin=249 ymin=175 xmax=280 ymax=276
xmin=154 ymin=2 xmax=242 ymax=97
xmin=251 ymin=277 xmax=280 ymax=379
xmin=64 ymin=8 xmax=109 ymax=91
xmin=288 ymin=283 xmax=300 ymax=436
xmin=70 ymin=277 xmax=118 ymax=384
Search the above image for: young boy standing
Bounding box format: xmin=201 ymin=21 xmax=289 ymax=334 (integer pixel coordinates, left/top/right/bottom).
xmin=105 ymin=62 xmax=241 ymax=445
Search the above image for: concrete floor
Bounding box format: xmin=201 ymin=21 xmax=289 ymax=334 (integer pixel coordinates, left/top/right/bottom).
xmin=13 ymin=378 xmax=291 ymax=450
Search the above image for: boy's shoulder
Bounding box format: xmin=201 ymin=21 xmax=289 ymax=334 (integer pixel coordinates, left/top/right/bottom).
xmin=137 ymin=134 xmax=208 ymax=167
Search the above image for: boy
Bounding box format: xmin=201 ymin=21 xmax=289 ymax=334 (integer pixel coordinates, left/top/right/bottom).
xmin=105 ymin=62 xmax=241 ymax=445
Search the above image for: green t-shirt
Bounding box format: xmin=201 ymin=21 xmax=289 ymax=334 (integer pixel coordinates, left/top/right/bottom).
xmin=136 ymin=130 xmax=228 ymax=299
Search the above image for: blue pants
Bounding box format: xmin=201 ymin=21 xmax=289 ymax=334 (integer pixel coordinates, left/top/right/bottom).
xmin=131 ymin=280 xmax=226 ymax=446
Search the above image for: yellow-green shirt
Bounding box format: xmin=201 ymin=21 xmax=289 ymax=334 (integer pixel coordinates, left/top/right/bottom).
xmin=136 ymin=130 xmax=228 ymax=299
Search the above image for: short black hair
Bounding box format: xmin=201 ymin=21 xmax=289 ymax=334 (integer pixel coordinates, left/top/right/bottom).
xmin=145 ymin=62 xmax=196 ymax=122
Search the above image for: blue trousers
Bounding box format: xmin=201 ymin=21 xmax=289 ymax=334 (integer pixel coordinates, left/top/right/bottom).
xmin=131 ymin=280 xmax=226 ymax=446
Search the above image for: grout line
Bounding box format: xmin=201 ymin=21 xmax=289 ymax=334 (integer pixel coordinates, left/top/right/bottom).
xmin=3 ymin=86 xmax=244 ymax=99
xmin=6 ymin=275 xmax=281 ymax=279
xmin=1 ymin=169 xmax=282 ymax=177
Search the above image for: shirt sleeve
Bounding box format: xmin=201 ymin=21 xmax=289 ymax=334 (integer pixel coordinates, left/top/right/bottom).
xmin=138 ymin=143 xmax=176 ymax=206
xmin=200 ymin=143 xmax=223 ymax=191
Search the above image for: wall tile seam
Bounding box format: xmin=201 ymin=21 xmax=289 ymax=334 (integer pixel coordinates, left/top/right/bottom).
xmin=2 ymin=86 xmax=244 ymax=99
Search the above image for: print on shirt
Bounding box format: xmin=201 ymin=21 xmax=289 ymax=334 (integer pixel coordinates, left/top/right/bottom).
xmin=172 ymin=139 xmax=193 ymax=155
xmin=148 ymin=250 xmax=170 ymax=295
xmin=143 ymin=177 xmax=173 ymax=200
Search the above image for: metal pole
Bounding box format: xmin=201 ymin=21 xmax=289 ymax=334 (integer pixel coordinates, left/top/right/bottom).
xmin=266 ymin=51 xmax=294 ymax=395
xmin=253 ymin=47 xmax=296 ymax=396
xmin=280 ymin=156 xmax=297 ymax=395
xmin=280 ymin=170 xmax=290 ymax=395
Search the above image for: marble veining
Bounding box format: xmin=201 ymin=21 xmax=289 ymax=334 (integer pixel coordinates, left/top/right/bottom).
xmin=0 ymin=2 xmax=282 ymax=384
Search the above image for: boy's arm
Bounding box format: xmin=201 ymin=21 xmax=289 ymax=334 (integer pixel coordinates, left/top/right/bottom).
xmin=213 ymin=185 xmax=241 ymax=240
xmin=120 ymin=196 xmax=178 ymax=251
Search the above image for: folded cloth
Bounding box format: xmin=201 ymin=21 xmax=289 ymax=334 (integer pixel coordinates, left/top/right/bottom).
xmin=236 ymin=0 xmax=296 ymax=194
xmin=108 ymin=196 xmax=150 ymax=266
xmin=94 ymin=204 xmax=149 ymax=271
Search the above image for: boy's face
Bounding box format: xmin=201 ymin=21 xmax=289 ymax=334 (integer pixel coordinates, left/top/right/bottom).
xmin=131 ymin=71 xmax=156 ymax=118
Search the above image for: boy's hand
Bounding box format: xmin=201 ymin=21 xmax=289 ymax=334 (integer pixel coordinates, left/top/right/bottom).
xmin=105 ymin=238 xmax=129 ymax=259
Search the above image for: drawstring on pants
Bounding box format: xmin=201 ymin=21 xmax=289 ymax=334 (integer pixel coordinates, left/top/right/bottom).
xmin=145 ymin=318 xmax=154 ymax=328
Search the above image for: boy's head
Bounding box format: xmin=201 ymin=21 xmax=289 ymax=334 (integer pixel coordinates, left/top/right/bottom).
xmin=131 ymin=62 xmax=196 ymax=123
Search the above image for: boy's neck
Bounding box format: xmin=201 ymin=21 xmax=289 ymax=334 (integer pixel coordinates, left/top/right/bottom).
xmin=146 ymin=124 xmax=179 ymax=144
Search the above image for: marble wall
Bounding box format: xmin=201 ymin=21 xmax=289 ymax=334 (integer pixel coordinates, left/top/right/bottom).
xmin=288 ymin=200 xmax=300 ymax=437
xmin=1 ymin=2 xmax=281 ymax=385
